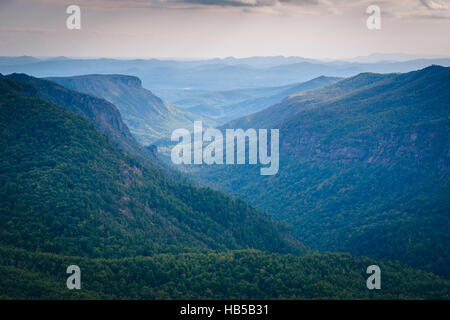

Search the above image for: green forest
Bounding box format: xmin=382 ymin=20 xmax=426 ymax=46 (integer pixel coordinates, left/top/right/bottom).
xmin=194 ymin=66 xmax=450 ymax=279
xmin=0 ymin=73 xmax=449 ymax=299
xmin=1 ymin=245 xmax=449 ymax=300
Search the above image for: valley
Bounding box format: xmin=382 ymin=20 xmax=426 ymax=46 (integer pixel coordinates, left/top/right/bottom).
xmin=1 ymin=0 xmax=450 ymax=304
xmin=190 ymin=66 xmax=450 ymax=278
xmin=0 ymin=57 xmax=449 ymax=300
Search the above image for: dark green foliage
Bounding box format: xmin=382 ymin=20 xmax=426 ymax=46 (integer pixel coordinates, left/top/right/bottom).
xmin=4 ymin=73 xmax=157 ymax=166
xmin=0 ymin=245 xmax=449 ymax=300
xmin=195 ymin=66 xmax=450 ymax=277
xmin=1 ymin=71 xmax=449 ymax=300
xmin=0 ymin=77 xmax=303 ymax=259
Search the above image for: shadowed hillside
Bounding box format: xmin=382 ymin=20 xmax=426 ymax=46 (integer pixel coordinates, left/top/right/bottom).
xmin=4 ymin=73 xmax=157 ymax=166
xmin=47 ymin=74 xmax=203 ymax=145
xmin=195 ymin=66 xmax=450 ymax=277
xmin=0 ymin=76 xmax=304 ymax=258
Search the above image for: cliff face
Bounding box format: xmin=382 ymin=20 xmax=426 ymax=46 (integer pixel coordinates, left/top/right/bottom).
xmin=47 ymin=74 xmax=200 ymax=145
xmin=4 ymin=73 xmax=158 ymax=164
xmin=0 ymin=76 xmax=305 ymax=260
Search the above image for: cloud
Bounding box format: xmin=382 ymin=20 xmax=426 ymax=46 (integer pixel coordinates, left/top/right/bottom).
xmin=42 ymin=0 xmax=324 ymax=9
xmin=164 ymin=0 xmax=323 ymax=7
xmin=406 ymin=0 xmax=450 ymax=19
xmin=22 ymin=0 xmax=450 ymax=18
xmin=181 ymin=0 xmax=270 ymax=7
xmin=420 ymin=0 xmax=449 ymax=10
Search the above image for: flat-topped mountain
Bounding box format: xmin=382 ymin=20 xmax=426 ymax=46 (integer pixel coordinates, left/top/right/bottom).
xmin=4 ymin=73 xmax=157 ymax=165
xmin=47 ymin=74 xmax=200 ymax=145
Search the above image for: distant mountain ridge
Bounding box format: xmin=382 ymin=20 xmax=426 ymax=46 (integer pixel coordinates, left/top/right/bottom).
xmin=1 ymin=55 xmax=449 ymax=91
xmin=223 ymin=71 xmax=400 ymax=130
xmin=215 ymin=76 xmax=343 ymax=123
xmin=47 ymin=74 xmax=202 ymax=145
xmin=173 ymin=76 xmax=343 ymax=124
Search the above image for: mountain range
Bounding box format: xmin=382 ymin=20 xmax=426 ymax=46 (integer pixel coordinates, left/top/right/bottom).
xmin=0 ymin=59 xmax=449 ymax=299
xmin=194 ymin=65 xmax=450 ymax=278
xmin=1 ymin=56 xmax=449 ymax=92
xmin=169 ymin=76 xmax=343 ymax=124
xmin=0 ymin=74 xmax=305 ymax=257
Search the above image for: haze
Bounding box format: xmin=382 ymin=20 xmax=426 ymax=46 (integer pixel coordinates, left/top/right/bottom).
xmin=0 ymin=0 xmax=449 ymax=59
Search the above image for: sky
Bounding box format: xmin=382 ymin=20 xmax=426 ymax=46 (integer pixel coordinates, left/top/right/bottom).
xmin=0 ymin=0 xmax=449 ymax=59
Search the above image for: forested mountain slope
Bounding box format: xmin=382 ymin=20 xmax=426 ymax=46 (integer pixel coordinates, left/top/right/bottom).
xmin=0 ymin=76 xmax=303 ymax=258
xmin=1 ymin=245 xmax=449 ymax=299
xmin=47 ymin=74 xmax=200 ymax=145
xmin=0 ymin=74 xmax=449 ymax=300
xmin=195 ymin=66 xmax=450 ymax=277
xmin=3 ymin=73 xmax=156 ymax=165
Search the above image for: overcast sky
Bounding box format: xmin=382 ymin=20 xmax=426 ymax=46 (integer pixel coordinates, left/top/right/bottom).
xmin=0 ymin=0 xmax=449 ymax=59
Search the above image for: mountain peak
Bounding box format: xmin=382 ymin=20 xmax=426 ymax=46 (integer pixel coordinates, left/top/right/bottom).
xmin=417 ymin=64 xmax=449 ymax=74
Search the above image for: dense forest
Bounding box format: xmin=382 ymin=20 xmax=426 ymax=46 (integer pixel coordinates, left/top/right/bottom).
xmin=1 ymin=245 xmax=449 ymax=300
xmin=0 ymin=74 xmax=448 ymax=299
xmin=194 ymin=66 xmax=450 ymax=278
xmin=0 ymin=76 xmax=302 ymax=258
xmin=4 ymin=73 xmax=158 ymax=167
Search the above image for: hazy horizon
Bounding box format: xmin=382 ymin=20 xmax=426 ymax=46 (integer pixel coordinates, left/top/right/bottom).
xmin=1 ymin=0 xmax=449 ymax=59
xmin=2 ymin=52 xmax=449 ymax=62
